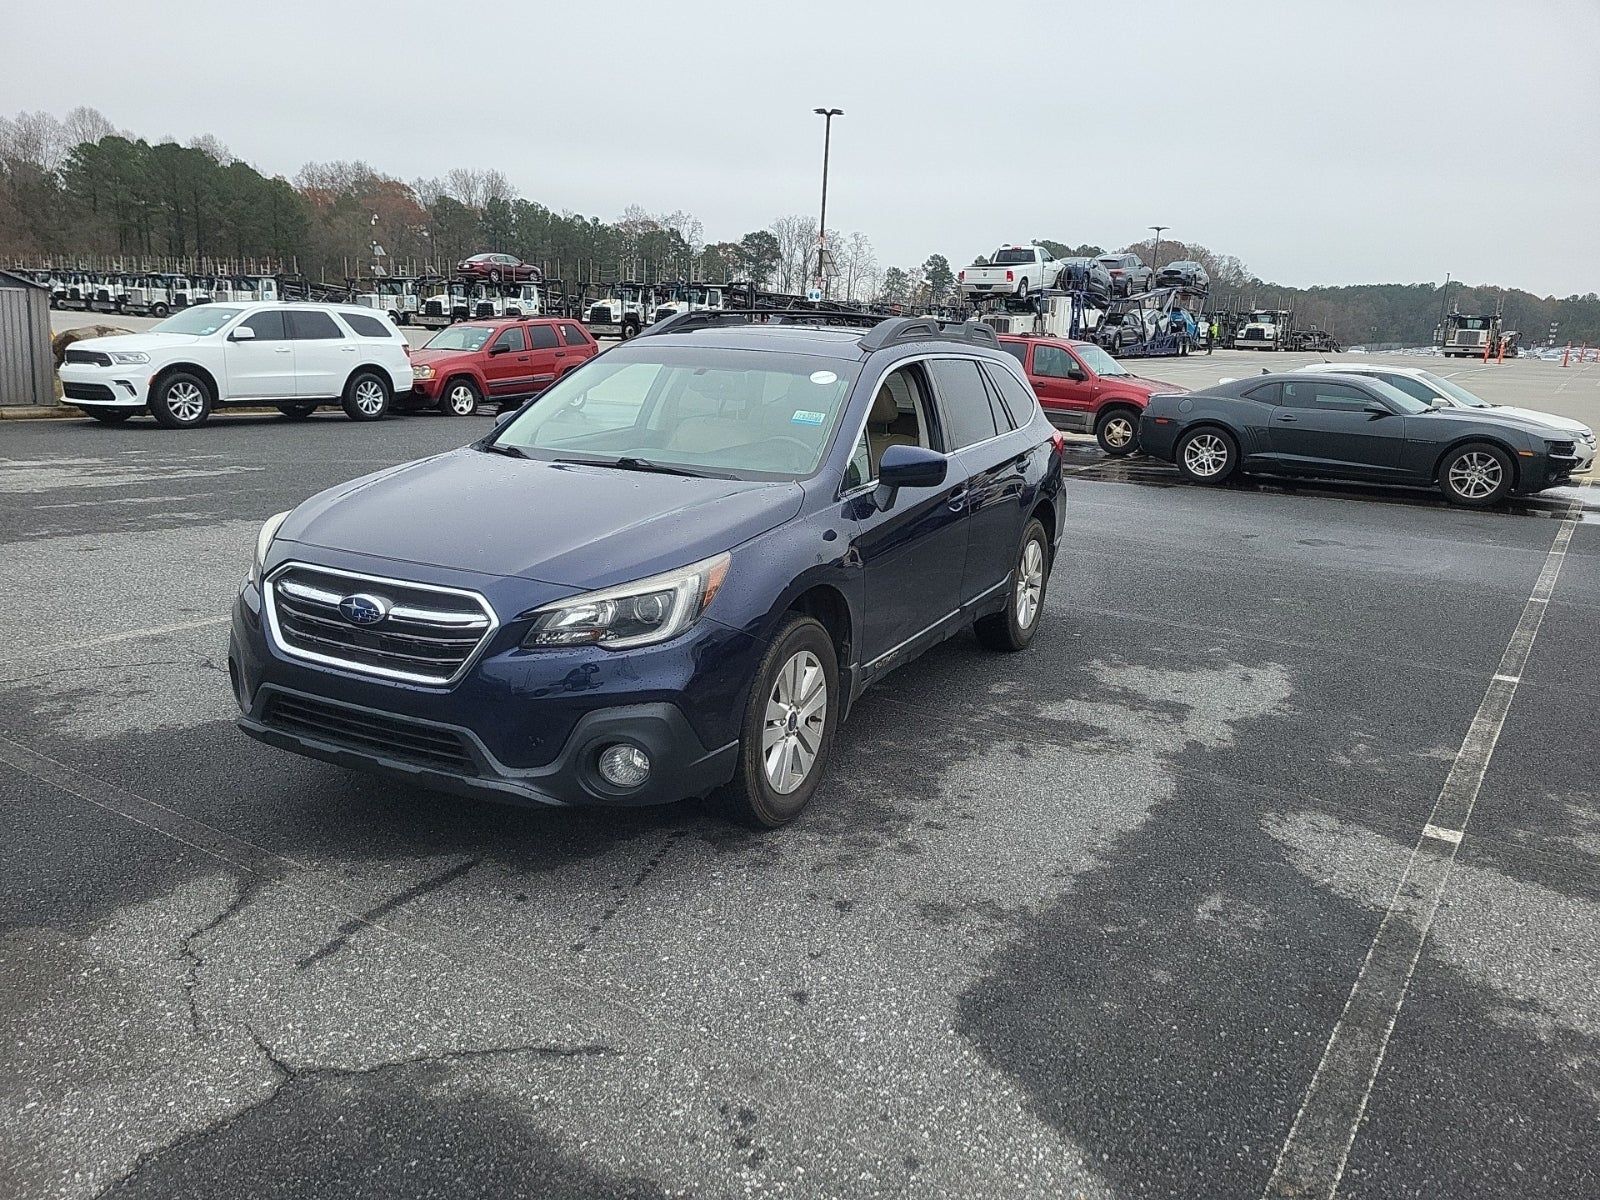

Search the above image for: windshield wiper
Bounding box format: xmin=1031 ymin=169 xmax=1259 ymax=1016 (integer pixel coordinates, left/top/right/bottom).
xmin=480 ymin=443 xmax=527 ymax=458
xmin=555 ymin=455 xmax=724 ymax=478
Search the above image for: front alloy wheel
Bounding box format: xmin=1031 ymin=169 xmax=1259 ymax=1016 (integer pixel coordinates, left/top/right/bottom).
xmin=444 ymin=380 xmax=480 ymax=416
xmin=1176 ymin=429 xmax=1237 ymax=484
xmin=1440 ymin=443 xmax=1512 ymax=507
xmin=149 ymin=372 xmax=212 ymax=429
xmin=762 ymin=649 xmax=828 ymax=795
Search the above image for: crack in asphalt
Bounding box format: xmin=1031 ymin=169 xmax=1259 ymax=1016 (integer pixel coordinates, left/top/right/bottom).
xmin=573 ymin=829 xmax=691 ymax=952
xmin=295 ymin=856 xmax=483 ymax=969
xmin=177 ymin=876 xmax=262 ymax=1033
xmin=91 ymin=1020 xmax=615 ymax=1198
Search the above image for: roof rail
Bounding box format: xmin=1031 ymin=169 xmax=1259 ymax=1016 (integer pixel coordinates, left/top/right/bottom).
xmin=635 ymin=307 xmax=885 ymax=339
xmin=856 ymin=316 xmax=1000 ymax=353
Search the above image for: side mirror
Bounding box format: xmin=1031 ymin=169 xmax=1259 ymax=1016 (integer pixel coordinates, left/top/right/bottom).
xmin=1429 ymin=398 xmax=1448 ymax=410
xmin=493 ymin=408 xmax=518 ymax=429
xmin=1067 ymin=365 xmax=1087 ymax=381
xmin=874 ymin=444 xmax=947 ymax=508
xmin=229 ymin=325 xmax=256 ymax=341
xmin=488 ymin=342 xmax=510 ymax=355
xmin=1363 ymin=401 xmax=1390 ymax=416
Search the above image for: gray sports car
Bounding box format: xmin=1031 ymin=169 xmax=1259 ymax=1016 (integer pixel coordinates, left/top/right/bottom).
xmin=1138 ymin=371 xmax=1584 ymax=506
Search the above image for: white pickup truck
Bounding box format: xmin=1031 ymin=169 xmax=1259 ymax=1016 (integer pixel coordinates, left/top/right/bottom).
xmin=958 ymin=245 xmax=1064 ymax=300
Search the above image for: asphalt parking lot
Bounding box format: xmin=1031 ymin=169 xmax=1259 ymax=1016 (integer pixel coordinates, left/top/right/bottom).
xmin=2 ymin=366 xmax=1598 ymax=1198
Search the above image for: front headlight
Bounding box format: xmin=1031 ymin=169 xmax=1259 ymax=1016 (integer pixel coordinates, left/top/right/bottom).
xmin=413 ymin=364 xmax=435 ymax=381
xmin=250 ymin=511 xmax=290 ymax=588
xmin=523 ymin=552 xmax=730 ymax=650
xmin=108 ymin=350 xmax=149 ymax=365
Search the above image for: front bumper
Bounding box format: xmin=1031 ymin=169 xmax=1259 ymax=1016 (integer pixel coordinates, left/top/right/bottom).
xmin=406 ymin=376 xmax=443 ymax=403
xmin=228 ymin=578 xmax=750 ymax=808
xmin=58 ymin=363 xmax=150 ymax=407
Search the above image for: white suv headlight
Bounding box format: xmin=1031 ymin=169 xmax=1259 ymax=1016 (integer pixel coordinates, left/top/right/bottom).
xmin=251 ymin=511 xmax=290 ymax=588
xmin=523 ymin=553 xmax=730 ymax=650
xmin=107 ymin=350 xmax=150 ymax=365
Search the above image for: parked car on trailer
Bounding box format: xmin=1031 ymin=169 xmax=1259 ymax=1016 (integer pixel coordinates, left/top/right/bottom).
xmin=1139 ymin=371 xmax=1586 ymax=506
xmin=1054 ymin=258 xmax=1114 ymax=304
xmin=1155 ymin=260 xmax=1209 ymax=291
xmin=403 ymin=317 xmax=599 ymax=416
xmin=455 ymin=253 xmax=542 ymax=283
xmin=998 ymin=335 xmax=1183 ymax=454
xmin=959 ymin=245 xmax=1064 ymax=300
xmin=57 ymin=302 xmax=413 ymax=429
xmin=1096 ymin=254 xmax=1153 ymax=296
xmin=231 ymin=313 xmax=1065 ymax=828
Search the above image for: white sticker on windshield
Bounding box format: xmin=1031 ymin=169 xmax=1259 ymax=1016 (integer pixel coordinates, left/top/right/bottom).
xmin=791 ymin=410 xmax=826 ymax=426
xmin=809 ymin=370 xmax=838 ymax=385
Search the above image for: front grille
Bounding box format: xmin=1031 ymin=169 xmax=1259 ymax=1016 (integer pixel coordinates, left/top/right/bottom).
xmin=261 ymin=692 xmax=476 ymax=772
xmin=1548 ymin=441 xmax=1576 ymax=458
xmin=424 ymin=300 xmax=443 ymax=316
xmin=1242 ymin=328 xmax=1266 ymax=341
xmin=1452 ymin=331 xmax=1485 ymax=346
xmin=266 ymin=564 xmax=496 ymax=686
xmin=589 ymin=305 xmax=613 ymax=323
xmin=64 ymin=382 xmax=116 ymax=402
xmin=65 ymin=348 xmax=112 ymax=366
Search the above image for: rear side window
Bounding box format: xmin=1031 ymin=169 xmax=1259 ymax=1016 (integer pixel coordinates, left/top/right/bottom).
xmin=341 ymin=311 xmax=394 ymax=338
xmin=287 ymin=310 xmax=343 ymax=340
xmin=981 ymin=362 xmax=1038 ymax=428
xmin=930 ymin=358 xmax=999 ymax=449
xmin=1244 ymin=382 xmax=1282 ymax=404
xmin=528 ymin=324 xmax=560 ymax=349
xmin=997 ymin=342 xmax=1027 ymax=365
xmin=559 ymin=323 xmax=590 ymax=347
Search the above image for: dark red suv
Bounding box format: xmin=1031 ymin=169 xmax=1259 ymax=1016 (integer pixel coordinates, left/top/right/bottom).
xmin=998 ymin=335 xmax=1183 ymax=455
xmin=455 ymin=253 xmax=542 ymax=283
xmin=404 ymin=318 xmax=599 ymax=416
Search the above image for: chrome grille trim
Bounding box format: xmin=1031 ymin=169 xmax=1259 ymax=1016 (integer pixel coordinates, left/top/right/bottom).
xmin=264 ymin=562 xmax=498 ymax=687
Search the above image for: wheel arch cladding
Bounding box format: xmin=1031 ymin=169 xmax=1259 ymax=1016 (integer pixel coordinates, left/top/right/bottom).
xmin=153 ymin=361 xmax=217 ymax=401
xmin=344 ymin=364 xmax=395 ymax=395
xmin=786 ymin=584 xmax=853 ymax=676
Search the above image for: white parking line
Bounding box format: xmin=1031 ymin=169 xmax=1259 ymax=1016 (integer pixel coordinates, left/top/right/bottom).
xmin=0 ymin=616 xmax=230 ymax=664
xmin=1261 ymin=511 xmax=1578 ymax=1200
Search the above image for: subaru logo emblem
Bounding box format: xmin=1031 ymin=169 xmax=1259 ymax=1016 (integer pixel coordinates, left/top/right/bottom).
xmin=338 ymin=593 xmax=390 ymax=626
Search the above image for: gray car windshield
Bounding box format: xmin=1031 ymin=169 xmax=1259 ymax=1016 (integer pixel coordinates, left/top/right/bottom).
xmin=492 ymin=346 xmax=861 ymax=480
xmin=149 ymin=306 xmax=244 ymax=335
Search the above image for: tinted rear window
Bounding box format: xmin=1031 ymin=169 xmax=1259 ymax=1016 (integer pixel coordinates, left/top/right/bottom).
xmin=997 ymin=342 xmax=1027 ymax=365
xmin=930 ymin=358 xmax=999 ymax=449
xmin=559 ymin=323 xmax=590 ymax=347
xmin=287 ymin=310 xmax=343 ymax=340
xmin=991 ymin=249 xmax=1037 ymax=265
xmin=981 ymin=362 xmax=1039 ymax=427
xmin=528 ymin=324 xmax=560 ymax=349
xmin=341 ymin=312 xmax=394 ymax=338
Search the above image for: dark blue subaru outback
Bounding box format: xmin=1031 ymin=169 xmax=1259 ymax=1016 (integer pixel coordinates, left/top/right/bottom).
xmin=230 ymin=314 xmax=1065 ymax=826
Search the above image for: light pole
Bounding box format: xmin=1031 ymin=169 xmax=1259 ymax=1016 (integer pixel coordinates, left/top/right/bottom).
xmin=1149 ymin=225 xmax=1168 ymax=275
xmin=814 ymin=107 xmax=843 ymax=298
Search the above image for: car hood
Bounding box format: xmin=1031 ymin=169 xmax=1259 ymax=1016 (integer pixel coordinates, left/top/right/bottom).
xmin=1480 ymin=404 xmax=1590 ymax=436
xmin=408 ymin=348 xmax=477 ymax=369
xmin=1418 ymin=407 xmax=1570 ymax=438
xmin=281 ymin=448 xmax=804 ymax=587
xmin=1110 ymin=373 xmax=1183 ymax=395
xmin=72 ymin=333 xmax=204 ymax=351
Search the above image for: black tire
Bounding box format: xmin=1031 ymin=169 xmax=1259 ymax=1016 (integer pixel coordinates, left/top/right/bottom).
xmin=276 ymin=402 xmax=318 ymax=420
xmin=341 ymin=370 xmax=390 ymax=421
xmin=1094 ymin=407 xmax=1140 ymax=456
xmin=151 ymin=302 xmax=169 ymax=317
xmin=714 ymin=615 xmax=839 ymax=829
xmin=620 ymin=320 xmax=640 ymax=341
xmin=1175 ymin=427 xmax=1239 ymax=485
xmin=1438 ymin=442 xmax=1513 ymax=507
xmin=488 ymin=269 xmax=502 ymax=283
xmin=148 ymin=371 xmax=212 ymax=429
xmin=975 ymin=518 xmax=1050 ymax=652
xmin=439 ymin=377 xmax=481 ymax=417
xmin=1017 ymin=278 xmax=1030 ymax=300
xmin=82 ymin=407 xmax=133 ymax=425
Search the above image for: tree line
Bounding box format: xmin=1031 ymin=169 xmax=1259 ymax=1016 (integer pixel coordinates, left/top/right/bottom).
xmin=3 ymin=106 xmax=1596 ymax=344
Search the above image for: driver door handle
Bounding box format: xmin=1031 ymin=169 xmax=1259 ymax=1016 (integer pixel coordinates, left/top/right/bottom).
xmin=947 ymin=487 xmax=968 ymax=512
xmin=1277 ymin=414 xmax=1298 ymax=423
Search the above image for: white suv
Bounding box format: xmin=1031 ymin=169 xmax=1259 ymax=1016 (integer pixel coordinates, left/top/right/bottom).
xmin=57 ymin=302 xmax=414 ymax=429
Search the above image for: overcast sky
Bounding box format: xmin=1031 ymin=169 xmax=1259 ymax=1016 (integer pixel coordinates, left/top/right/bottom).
xmin=9 ymin=0 xmax=1599 ymax=296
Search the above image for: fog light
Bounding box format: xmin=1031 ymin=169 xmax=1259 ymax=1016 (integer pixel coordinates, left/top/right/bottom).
xmin=597 ymin=744 xmax=650 ymax=788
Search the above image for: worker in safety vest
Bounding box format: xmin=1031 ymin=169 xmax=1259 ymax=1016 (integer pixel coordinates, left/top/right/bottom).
xmin=1207 ymin=319 xmax=1219 ymax=354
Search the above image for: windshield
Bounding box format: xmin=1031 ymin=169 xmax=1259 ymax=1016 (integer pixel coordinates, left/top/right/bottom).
xmin=1365 ymin=378 xmax=1431 ymax=415
xmin=424 ymin=325 xmax=495 ymax=351
xmin=1073 ymin=343 xmax=1129 ymax=376
xmin=1418 ymin=371 xmax=1490 ymax=407
xmin=991 ymin=249 xmax=1036 ymax=265
xmin=492 ymin=346 xmax=861 ymax=480
xmin=149 ymin=306 xmax=243 ymax=335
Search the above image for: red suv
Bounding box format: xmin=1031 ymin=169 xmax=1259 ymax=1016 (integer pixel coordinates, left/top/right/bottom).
xmin=998 ymin=335 xmax=1183 ymax=455
xmin=454 ymin=253 xmax=542 ymax=283
xmin=405 ymin=318 xmax=599 ymax=416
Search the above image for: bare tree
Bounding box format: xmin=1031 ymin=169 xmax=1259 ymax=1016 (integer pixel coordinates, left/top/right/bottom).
xmin=1 ymin=110 xmax=68 ymax=171
xmin=839 ymin=231 xmax=877 ymax=302
xmin=62 ymin=106 xmax=117 ymax=147
xmin=770 ymin=214 xmax=817 ymax=294
xmin=188 ymin=133 xmax=234 ymax=165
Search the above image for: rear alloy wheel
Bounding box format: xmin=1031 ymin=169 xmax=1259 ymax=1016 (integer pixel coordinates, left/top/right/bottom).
xmin=716 ymin=615 xmax=838 ymax=829
xmin=148 ymin=372 xmax=212 ymax=429
xmin=83 ymin=407 xmax=134 ymax=425
xmin=441 ymin=379 xmax=480 ymax=416
xmin=276 ymin=402 xmax=317 ymax=420
xmin=1095 ymin=407 xmax=1139 ymax=456
xmin=976 ymin=518 xmax=1050 ymax=651
xmin=341 ymin=371 xmax=390 ymax=421
xmin=1439 ymin=442 xmax=1512 ymax=507
xmin=1176 ymin=428 xmax=1238 ymax=484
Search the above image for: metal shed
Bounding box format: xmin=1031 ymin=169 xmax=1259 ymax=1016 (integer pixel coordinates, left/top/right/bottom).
xmin=0 ymin=268 xmax=54 ymax=407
